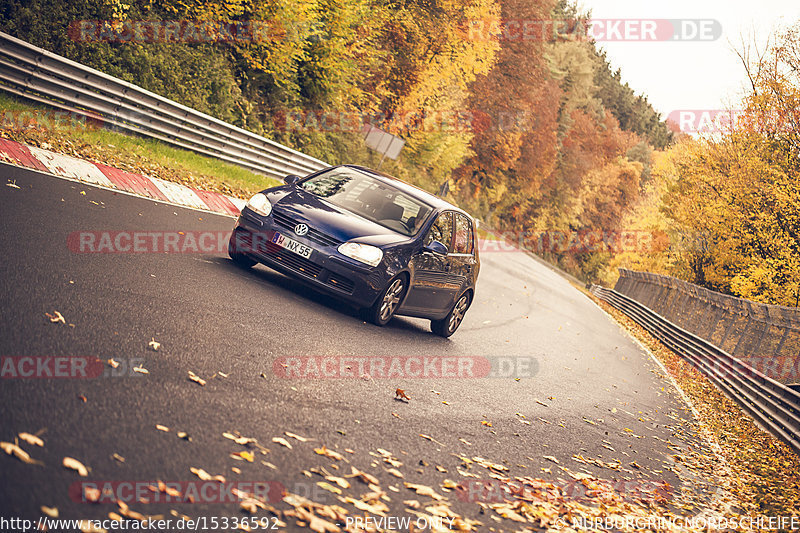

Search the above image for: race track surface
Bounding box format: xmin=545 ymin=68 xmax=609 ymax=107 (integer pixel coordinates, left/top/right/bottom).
xmin=0 ymin=163 xmax=720 ymax=530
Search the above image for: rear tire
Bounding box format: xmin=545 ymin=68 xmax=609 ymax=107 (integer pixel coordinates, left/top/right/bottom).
xmin=365 ymin=275 xmax=408 ymax=326
xmin=431 ymin=291 xmax=471 ymax=338
xmin=228 ymin=233 xmax=256 ymax=269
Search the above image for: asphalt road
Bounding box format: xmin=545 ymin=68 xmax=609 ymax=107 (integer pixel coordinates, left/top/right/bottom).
xmin=0 ymin=163 xmax=722 ymax=531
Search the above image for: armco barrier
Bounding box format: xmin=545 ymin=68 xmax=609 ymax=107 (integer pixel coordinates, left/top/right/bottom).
xmin=590 ymin=284 xmax=800 ymax=455
xmin=0 ymin=31 xmax=327 ymax=180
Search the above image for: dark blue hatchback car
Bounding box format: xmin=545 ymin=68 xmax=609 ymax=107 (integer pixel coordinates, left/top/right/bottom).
xmin=228 ymin=165 xmax=480 ymax=337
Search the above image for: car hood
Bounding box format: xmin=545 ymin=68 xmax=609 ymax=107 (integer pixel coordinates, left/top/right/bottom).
xmin=272 ymin=188 xmax=412 ymax=246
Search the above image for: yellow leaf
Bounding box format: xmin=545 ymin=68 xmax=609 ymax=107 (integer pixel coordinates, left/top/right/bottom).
xmin=316 ymin=481 xmax=342 ymax=495
xmin=18 ymin=433 xmax=44 ymax=447
xmin=284 ymin=431 xmax=309 ymax=442
xmin=314 ymin=446 xmax=344 ymax=461
xmin=387 ymin=468 xmax=404 ymax=478
xmin=1 ymin=441 xmax=43 ymax=465
xmin=63 ymin=457 xmax=89 ymax=476
xmin=187 ymin=371 xmax=206 ymax=386
xmin=404 ymin=482 xmax=443 ymax=500
xmin=272 ymin=437 xmax=292 ymax=449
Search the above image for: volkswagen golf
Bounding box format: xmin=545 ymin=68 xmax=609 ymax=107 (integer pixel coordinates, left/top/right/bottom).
xmin=228 ymin=165 xmax=480 ymax=337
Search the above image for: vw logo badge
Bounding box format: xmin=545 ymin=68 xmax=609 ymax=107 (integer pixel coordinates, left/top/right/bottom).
xmin=294 ymin=223 xmax=309 ymax=236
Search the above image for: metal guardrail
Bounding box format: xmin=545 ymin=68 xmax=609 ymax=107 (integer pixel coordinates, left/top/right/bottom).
xmin=590 ymin=284 xmax=800 ymax=455
xmin=0 ymin=31 xmax=328 ymax=180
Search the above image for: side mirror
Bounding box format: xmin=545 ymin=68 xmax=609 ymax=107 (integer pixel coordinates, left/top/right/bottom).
xmin=423 ymin=240 xmax=448 ymax=256
xmin=284 ymin=174 xmax=301 ymax=186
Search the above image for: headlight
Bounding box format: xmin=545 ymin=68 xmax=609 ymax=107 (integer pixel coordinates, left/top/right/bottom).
xmin=246 ymin=193 xmax=272 ymax=216
xmin=338 ymin=242 xmax=383 ymax=267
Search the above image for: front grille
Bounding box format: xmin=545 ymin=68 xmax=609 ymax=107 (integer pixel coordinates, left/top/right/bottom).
xmin=271 ymin=210 xmax=341 ymax=248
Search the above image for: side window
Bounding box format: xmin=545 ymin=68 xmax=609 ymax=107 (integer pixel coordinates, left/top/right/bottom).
xmin=454 ymin=214 xmax=473 ymax=254
xmin=424 ymin=211 xmax=454 ymax=251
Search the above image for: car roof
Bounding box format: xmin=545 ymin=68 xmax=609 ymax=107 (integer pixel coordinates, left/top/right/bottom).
xmin=340 ymin=165 xmax=471 ymax=217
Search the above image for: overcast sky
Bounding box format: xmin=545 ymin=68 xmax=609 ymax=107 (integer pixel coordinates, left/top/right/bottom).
xmin=575 ymin=0 xmax=800 ymax=121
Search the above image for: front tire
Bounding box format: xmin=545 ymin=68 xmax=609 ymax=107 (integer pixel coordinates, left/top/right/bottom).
xmin=431 ymin=291 xmax=471 ymax=338
xmin=228 ymin=233 xmax=256 ymax=269
xmin=365 ymin=275 xmax=408 ymax=326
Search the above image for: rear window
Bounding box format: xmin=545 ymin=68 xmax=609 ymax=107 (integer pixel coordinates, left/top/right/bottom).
xmin=454 ymin=213 xmax=474 ymax=254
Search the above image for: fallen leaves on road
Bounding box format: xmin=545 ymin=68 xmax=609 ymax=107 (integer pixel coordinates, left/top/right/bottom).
xmin=63 ymin=457 xmax=89 ymax=476
xmin=314 ymin=446 xmax=344 ymax=461
xmin=190 ymin=467 xmax=225 ymax=483
xmin=374 ymin=448 xmax=402 ymax=468
xmin=345 ymin=466 xmax=379 ymax=485
xmin=404 ymin=482 xmax=443 ymax=501
xmin=316 ymin=481 xmax=342 ymax=495
xmin=273 ymin=437 xmax=293 ymax=449
xmin=1 ymin=441 xmax=43 ymax=465
xmin=187 ymin=370 xmax=206 ymax=386
xmin=133 ymin=364 xmax=149 ymax=374
xmin=156 ymin=425 xmax=169 ymax=432
xmin=107 ymin=358 xmax=119 ymax=369
xmin=148 ymin=338 xmax=160 ymax=351
xmin=285 ymin=431 xmax=310 ymax=442
xmin=40 ymin=506 xmax=58 ymax=517
xmin=83 ymin=486 xmax=101 ymax=502
xmin=46 ymin=311 xmax=65 ymax=324
xmin=420 ymin=434 xmax=446 ymax=446
xmin=231 ymin=451 xmax=255 ymax=462
xmin=18 ymin=433 xmax=44 ymax=447
xmin=395 ymin=388 xmax=410 ymax=401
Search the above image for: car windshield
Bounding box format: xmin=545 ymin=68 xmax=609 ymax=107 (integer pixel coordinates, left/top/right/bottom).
xmin=299 ymin=168 xmax=433 ymax=236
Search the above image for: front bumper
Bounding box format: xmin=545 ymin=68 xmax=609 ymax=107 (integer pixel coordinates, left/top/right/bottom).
xmin=231 ymin=210 xmax=389 ymax=308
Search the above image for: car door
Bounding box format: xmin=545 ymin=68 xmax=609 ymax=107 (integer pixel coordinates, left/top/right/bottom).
xmin=401 ymin=211 xmax=459 ymax=314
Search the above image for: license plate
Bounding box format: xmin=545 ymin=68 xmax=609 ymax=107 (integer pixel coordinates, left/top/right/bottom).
xmin=272 ymin=232 xmax=313 ymax=258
